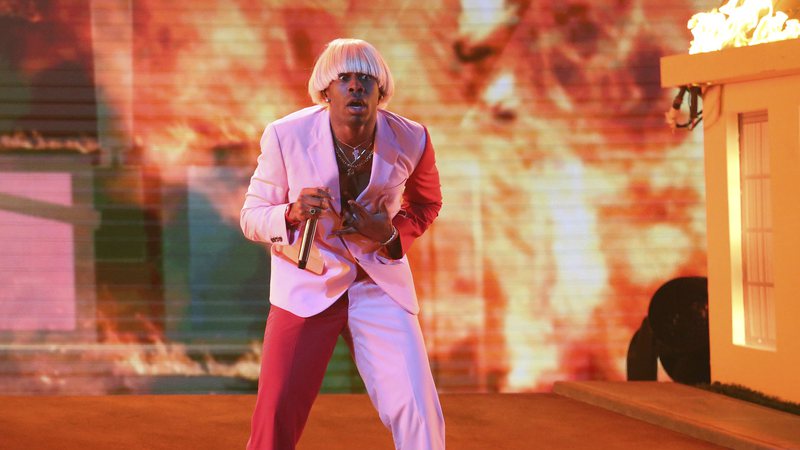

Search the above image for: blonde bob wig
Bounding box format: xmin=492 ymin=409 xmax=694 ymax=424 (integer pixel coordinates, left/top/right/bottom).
xmin=308 ymin=38 xmax=394 ymax=109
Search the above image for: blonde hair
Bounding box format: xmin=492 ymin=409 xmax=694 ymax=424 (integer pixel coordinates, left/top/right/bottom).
xmin=308 ymin=38 xmax=394 ymax=109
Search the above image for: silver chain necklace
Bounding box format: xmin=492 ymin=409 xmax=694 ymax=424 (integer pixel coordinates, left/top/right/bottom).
xmin=334 ymin=141 xmax=373 ymax=176
xmin=335 ymin=135 xmax=373 ymax=161
xmin=336 ymin=135 xmax=373 ymax=158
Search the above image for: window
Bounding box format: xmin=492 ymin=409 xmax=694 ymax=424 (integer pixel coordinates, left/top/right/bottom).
xmin=737 ymin=111 xmax=776 ymax=349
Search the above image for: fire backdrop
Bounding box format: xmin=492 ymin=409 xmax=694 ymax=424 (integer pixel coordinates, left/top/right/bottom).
xmin=0 ymin=0 xmax=722 ymax=394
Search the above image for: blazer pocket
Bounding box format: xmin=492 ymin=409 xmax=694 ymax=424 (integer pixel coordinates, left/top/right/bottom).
xmin=271 ymin=241 xmax=325 ymax=275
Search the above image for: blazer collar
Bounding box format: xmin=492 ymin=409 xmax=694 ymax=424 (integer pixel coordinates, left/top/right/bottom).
xmin=308 ymin=108 xmax=401 ymax=213
xmin=307 ymin=108 xmax=340 ymax=213
xmin=362 ymin=111 xmax=401 ymax=201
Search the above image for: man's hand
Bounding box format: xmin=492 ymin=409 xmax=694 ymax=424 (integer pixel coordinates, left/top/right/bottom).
xmin=334 ymin=200 xmax=394 ymax=243
xmin=287 ymin=187 xmax=332 ymax=223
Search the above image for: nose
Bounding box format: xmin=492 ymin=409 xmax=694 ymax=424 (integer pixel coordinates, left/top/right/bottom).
xmin=348 ymin=77 xmax=364 ymax=93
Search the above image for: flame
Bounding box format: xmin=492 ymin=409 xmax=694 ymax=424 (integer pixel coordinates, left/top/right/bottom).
xmin=131 ymin=0 xmax=276 ymax=179
xmin=458 ymin=0 xmax=519 ymax=42
xmin=1 ymin=1 xmax=711 ymax=394
xmin=0 ymin=131 xmax=100 ymax=153
xmin=0 ymin=310 xmax=261 ymax=394
xmin=482 ymin=71 xmax=519 ymax=116
xmin=98 ymin=313 xmax=261 ymax=381
xmin=688 ymin=0 xmax=800 ymax=54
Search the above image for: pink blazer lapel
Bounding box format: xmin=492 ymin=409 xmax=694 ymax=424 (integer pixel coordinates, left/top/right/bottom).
xmin=301 ymin=108 xmax=400 ymax=214
xmin=358 ymin=111 xmax=400 ymax=203
xmin=305 ymin=108 xmax=343 ymax=215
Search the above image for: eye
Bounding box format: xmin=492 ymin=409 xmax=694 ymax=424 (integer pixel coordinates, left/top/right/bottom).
xmin=337 ymin=73 xmax=349 ymax=81
xmin=358 ymin=73 xmax=371 ymax=81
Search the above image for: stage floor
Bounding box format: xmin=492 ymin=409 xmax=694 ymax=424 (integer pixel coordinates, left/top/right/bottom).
xmin=0 ymin=390 xmax=727 ymax=449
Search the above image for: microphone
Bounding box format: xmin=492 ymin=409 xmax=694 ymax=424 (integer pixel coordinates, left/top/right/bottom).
xmin=297 ymin=209 xmax=318 ymax=270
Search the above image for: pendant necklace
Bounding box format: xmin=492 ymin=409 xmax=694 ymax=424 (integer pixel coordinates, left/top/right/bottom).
xmin=334 ymin=141 xmax=373 ymax=176
xmin=333 ymin=134 xmax=374 ymax=176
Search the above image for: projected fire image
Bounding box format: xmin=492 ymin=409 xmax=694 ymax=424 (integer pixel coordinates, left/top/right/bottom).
xmin=0 ymin=0 xmax=729 ymax=394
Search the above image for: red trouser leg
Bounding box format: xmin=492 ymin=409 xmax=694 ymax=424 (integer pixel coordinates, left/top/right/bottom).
xmin=246 ymin=296 xmax=348 ymax=450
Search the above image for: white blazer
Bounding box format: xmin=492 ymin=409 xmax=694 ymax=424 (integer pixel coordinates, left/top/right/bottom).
xmin=241 ymin=106 xmax=432 ymax=317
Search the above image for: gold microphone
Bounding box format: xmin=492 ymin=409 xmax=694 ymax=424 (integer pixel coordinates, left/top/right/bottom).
xmin=298 ymin=208 xmax=318 ymax=270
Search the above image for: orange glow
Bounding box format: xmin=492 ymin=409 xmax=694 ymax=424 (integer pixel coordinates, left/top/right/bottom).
xmin=688 ymin=0 xmax=800 ymax=54
xmin=1 ymin=1 xmax=710 ymax=394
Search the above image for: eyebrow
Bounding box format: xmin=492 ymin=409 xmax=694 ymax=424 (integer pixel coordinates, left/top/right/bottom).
xmin=337 ymin=72 xmax=375 ymax=78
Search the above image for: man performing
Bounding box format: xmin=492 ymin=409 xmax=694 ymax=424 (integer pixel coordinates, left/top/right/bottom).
xmin=240 ymin=38 xmax=446 ymax=450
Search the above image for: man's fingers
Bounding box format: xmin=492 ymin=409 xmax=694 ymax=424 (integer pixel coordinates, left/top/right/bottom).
xmin=306 ymin=196 xmax=327 ymax=208
xmin=348 ymin=200 xmax=369 ymax=217
xmin=299 ymin=186 xmax=333 ymax=211
xmin=332 ymin=226 xmax=357 ymax=236
xmin=311 ymin=187 xmax=331 ymax=197
xmin=299 ymin=187 xmax=332 ymax=199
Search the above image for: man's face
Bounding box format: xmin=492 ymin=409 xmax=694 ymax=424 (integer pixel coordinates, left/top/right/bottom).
xmin=325 ymin=72 xmax=381 ymax=127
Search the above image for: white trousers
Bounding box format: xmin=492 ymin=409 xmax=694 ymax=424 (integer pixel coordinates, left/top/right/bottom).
xmin=346 ymin=280 xmax=446 ymax=450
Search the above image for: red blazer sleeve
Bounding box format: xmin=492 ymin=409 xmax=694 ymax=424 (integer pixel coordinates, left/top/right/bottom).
xmin=393 ymin=127 xmax=442 ymax=255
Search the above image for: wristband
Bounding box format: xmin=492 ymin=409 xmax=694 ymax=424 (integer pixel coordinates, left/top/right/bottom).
xmin=379 ymin=225 xmax=398 ymax=246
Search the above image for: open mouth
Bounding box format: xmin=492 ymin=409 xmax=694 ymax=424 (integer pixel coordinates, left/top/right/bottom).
xmin=346 ymin=99 xmax=367 ymax=112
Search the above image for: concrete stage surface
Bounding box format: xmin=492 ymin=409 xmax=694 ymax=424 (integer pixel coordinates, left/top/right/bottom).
xmin=1 ymin=382 xmax=798 ymax=449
